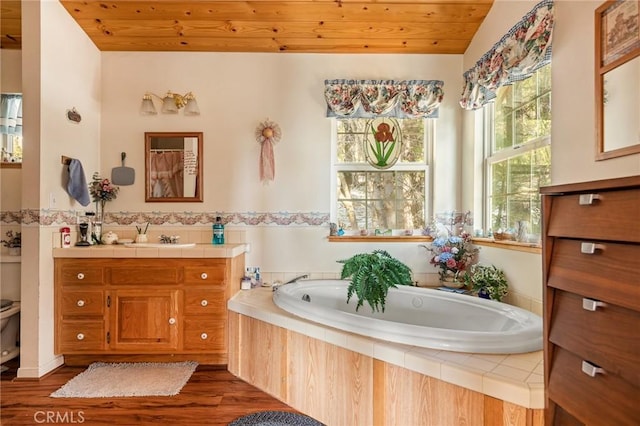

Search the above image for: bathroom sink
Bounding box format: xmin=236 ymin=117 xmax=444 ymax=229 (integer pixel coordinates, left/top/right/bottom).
xmin=124 ymin=243 xmax=196 ymax=249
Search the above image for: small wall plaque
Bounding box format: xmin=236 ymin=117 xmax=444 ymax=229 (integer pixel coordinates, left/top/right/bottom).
xmin=67 ymin=108 xmax=81 ymax=123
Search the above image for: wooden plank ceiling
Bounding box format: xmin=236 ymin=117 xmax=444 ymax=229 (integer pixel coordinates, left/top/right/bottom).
xmin=2 ymin=0 xmax=494 ymax=54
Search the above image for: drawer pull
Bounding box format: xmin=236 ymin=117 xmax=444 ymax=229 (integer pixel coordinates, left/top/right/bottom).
xmin=76 ymin=333 xmax=85 ymax=341
xmin=200 ymin=333 xmax=208 ymax=340
xmin=579 ymin=194 xmax=600 ymax=205
xmin=582 ymin=298 xmax=606 ymax=311
xmin=168 ymin=317 xmax=176 ymax=325
xmin=76 ymin=299 xmax=85 ymax=307
xmin=581 ymin=360 xmax=605 ymax=377
xmin=77 ymin=273 xmax=85 ymax=280
xmin=580 ymin=242 xmax=605 ymax=254
xmin=200 ymin=299 xmax=208 ymax=307
xmin=201 ymin=273 xmax=208 ymax=280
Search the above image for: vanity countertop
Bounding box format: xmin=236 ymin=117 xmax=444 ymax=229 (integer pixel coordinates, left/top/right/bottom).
xmin=52 ymin=243 xmax=248 ymax=259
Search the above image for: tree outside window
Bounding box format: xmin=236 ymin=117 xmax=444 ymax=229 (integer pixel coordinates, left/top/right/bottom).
xmin=486 ymin=65 xmax=551 ymax=237
xmin=334 ymin=118 xmax=430 ymax=231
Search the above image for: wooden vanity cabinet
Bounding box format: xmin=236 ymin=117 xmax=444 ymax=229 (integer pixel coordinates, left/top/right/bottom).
xmin=541 ymin=176 xmax=640 ymax=426
xmin=55 ymin=255 xmax=244 ymax=365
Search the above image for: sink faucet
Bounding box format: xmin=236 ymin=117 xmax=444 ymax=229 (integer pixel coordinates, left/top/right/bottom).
xmin=272 ymin=274 xmax=309 ymax=291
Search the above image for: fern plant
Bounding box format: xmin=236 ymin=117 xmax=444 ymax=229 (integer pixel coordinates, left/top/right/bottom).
xmin=337 ymin=250 xmax=413 ymax=312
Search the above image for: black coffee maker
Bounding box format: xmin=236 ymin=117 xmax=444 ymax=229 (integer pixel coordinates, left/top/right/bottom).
xmin=75 ymin=222 xmax=91 ymax=246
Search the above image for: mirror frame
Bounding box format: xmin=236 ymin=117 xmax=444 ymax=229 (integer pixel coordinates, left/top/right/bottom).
xmin=595 ymin=0 xmax=640 ymax=160
xmin=144 ymin=131 xmax=204 ymax=202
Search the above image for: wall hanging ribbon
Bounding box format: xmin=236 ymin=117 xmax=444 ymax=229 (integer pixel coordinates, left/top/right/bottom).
xmin=255 ymin=118 xmax=281 ymax=183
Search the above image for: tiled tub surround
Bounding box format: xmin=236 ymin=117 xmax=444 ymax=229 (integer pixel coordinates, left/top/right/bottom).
xmin=228 ymin=287 xmax=544 ymax=425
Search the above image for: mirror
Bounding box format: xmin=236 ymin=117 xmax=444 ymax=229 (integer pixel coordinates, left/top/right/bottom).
xmin=145 ymin=132 xmax=203 ymax=202
xmin=595 ymin=1 xmax=640 ymax=160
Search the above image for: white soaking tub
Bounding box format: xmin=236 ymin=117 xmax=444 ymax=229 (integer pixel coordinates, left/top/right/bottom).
xmin=272 ymin=279 xmax=542 ymax=354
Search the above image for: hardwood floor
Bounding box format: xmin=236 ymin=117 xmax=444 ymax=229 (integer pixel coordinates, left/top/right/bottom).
xmin=1 ymin=358 xmax=299 ymax=425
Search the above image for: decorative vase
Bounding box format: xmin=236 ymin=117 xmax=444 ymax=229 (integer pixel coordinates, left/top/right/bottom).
xmin=135 ymin=234 xmax=148 ymax=244
xmin=8 ymin=247 xmax=20 ymax=256
xmin=478 ymin=288 xmax=491 ymax=299
xmin=439 ymin=270 xmax=465 ymax=289
xmin=92 ymin=200 xmax=106 ymax=244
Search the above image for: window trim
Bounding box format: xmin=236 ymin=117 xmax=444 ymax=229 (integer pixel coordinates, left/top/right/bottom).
xmin=482 ymin=67 xmax=552 ymax=237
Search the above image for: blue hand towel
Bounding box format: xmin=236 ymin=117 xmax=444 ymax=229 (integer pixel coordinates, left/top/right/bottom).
xmin=66 ymin=159 xmax=91 ymax=206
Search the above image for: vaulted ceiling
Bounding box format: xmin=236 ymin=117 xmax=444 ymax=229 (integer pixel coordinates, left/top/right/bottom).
xmin=1 ymin=0 xmax=494 ymax=54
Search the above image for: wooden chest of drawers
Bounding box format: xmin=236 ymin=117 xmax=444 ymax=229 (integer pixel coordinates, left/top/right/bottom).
xmin=55 ymin=255 xmax=244 ymax=365
xmin=541 ymin=176 xmax=640 ymax=426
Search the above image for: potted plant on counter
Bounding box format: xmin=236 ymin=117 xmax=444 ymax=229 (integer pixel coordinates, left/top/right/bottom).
xmin=337 ymin=250 xmax=413 ymax=312
xmin=1 ymin=230 xmax=21 ymax=256
xmin=463 ymin=264 xmax=508 ymax=301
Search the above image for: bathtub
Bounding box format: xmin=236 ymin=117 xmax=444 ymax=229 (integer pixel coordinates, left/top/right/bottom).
xmin=272 ymin=280 xmax=542 ymax=354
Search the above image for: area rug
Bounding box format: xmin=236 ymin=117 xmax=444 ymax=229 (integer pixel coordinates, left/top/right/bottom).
xmin=50 ymin=361 xmax=198 ymax=398
xmin=229 ymin=411 xmax=325 ymax=426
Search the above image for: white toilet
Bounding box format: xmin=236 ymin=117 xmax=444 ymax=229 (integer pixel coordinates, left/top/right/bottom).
xmin=0 ymin=299 xmax=20 ymax=373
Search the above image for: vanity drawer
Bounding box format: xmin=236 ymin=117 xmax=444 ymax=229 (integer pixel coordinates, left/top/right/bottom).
xmin=548 ymin=347 xmax=640 ymax=426
xmin=183 ymin=319 xmax=225 ymax=351
xmin=184 ymin=265 xmax=225 ymax=285
xmin=183 ymin=289 xmax=225 ymax=316
xmin=58 ymin=321 xmax=105 ymax=352
xmin=108 ymin=266 xmax=181 ymax=285
xmin=546 ymin=188 xmax=640 ymax=242
xmin=59 ymin=263 xmax=103 ymax=285
xmin=549 ymin=290 xmax=640 ymax=386
xmin=60 ymin=290 xmax=105 ymax=316
xmin=547 ymin=238 xmax=640 ymax=311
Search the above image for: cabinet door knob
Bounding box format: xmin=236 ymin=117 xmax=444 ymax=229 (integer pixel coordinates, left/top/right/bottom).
xmin=76 ymin=333 xmax=85 ymax=340
xmin=168 ymin=317 xmax=176 ymax=325
xmin=582 ymin=298 xmax=606 ymax=311
xmin=200 ymin=333 xmax=208 ymax=340
xmin=77 ymin=273 xmax=85 ymax=280
xmin=580 ymin=242 xmax=604 ymax=254
xmin=200 ymin=300 xmax=208 ymax=307
xmin=581 ymin=360 xmax=605 ymax=377
xmin=578 ymin=194 xmax=600 ymax=205
xmin=76 ymin=299 xmax=85 ymax=307
xmin=200 ymin=273 xmax=208 ymax=280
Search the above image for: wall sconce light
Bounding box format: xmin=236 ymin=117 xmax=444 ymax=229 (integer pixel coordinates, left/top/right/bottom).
xmin=140 ymin=91 xmax=200 ymax=116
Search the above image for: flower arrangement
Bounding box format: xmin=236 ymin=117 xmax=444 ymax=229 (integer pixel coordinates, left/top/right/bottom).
xmin=1 ymin=230 xmax=21 ymax=248
xmin=463 ymin=264 xmax=508 ymax=301
xmin=422 ymin=232 xmax=479 ymax=282
xmin=89 ymin=172 xmax=119 ymax=213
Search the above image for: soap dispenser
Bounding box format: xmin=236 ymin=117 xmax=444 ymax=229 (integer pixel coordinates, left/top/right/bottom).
xmin=212 ymin=216 xmax=225 ymax=245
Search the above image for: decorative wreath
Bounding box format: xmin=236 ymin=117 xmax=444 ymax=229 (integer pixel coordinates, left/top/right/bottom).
xmin=255 ymin=119 xmax=282 ymax=183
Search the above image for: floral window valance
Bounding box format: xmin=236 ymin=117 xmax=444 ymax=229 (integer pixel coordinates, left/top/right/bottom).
xmin=1 ymin=94 xmax=22 ymax=135
xmin=459 ymin=0 xmax=554 ymax=111
xmin=325 ymin=79 xmax=444 ymax=119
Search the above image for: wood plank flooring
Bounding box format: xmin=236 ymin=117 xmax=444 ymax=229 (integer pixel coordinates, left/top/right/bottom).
xmin=1 ymin=358 xmax=299 ymax=425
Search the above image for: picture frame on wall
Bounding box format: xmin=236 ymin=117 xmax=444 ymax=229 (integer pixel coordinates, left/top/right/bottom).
xmin=598 ymin=0 xmax=640 ymax=67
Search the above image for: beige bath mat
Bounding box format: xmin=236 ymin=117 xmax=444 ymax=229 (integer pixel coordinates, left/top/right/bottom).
xmin=50 ymin=361 xmax=198 ymax=398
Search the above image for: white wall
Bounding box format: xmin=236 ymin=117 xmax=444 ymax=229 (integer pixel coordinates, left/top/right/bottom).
xmin=100 ymin=52 xmax=463 ymax=277
xmin=553 ymin=0 xmax=640 ymax=181
xmin=18 ymin=0 xmax=102 ymax=378
xmin=16 ymin=0 xmax=640 ymax=377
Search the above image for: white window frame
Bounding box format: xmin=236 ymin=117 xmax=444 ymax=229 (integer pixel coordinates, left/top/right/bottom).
xmin=330 ymin=118 xmax=434 ymax=231
xmin=482 ymin=68 xmax=552 ymax=236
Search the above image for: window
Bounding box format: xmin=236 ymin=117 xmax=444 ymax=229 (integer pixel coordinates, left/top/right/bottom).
xmin=332 ymin=118 xmax=431 ymax=231
xmin=484 ymin=64 xmax=551 ymax=237
xmin=1 ymin=134 xmax=22 ymax=164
